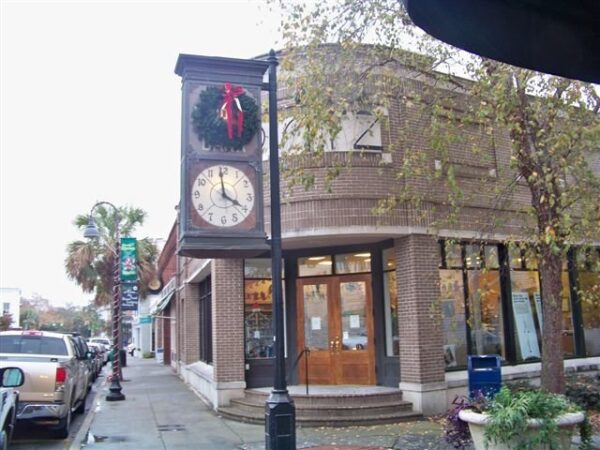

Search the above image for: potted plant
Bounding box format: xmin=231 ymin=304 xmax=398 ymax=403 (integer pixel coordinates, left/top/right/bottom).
xmin=445 ymin=386 xmax=591 ymax=450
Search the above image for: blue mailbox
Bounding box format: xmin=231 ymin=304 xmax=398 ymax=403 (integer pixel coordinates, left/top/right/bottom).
xmin=468 ymin=354 xmax=501 ymax=398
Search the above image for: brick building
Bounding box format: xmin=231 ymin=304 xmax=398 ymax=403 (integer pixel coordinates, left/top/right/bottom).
xmin=152 ymin=52 xmax=600 ymax=417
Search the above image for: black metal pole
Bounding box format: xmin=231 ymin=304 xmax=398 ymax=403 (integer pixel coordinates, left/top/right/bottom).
xmin=264 ymin=49 xmax=296 ymax=450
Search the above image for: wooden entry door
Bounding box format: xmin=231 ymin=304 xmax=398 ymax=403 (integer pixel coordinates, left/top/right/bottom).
xmin=296 ymin=275 xmax=375 ymax=385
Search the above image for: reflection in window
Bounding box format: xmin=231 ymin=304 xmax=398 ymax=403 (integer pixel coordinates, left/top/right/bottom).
xmin=303 ymin=284 xmax=329 ymax=350
xmin=298 ymin=256 xmax=333 ymax=277
xmin=340 ymin=281 xmax=369 ymax=350
xmin=468 ymin=270 xmax=505 ymax=359
xmin=440 ymin=270 xmax=467 ymax=368
xmin=445 ymin=243 xmax=463 ymax=268
xmin=335 ymin=253 xmax=371 ymax=274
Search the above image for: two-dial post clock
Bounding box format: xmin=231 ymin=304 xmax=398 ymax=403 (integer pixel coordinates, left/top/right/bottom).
xmin=175 ymin=54 xmax=270 ymax=258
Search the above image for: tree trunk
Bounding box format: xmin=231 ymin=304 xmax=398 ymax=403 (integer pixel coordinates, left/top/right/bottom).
xmin=538 ymin=246 xmax=565 ymax=393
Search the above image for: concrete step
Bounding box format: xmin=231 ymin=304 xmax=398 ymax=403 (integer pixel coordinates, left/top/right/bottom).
xmin=218 ymin=405 xmax=423 ymax=427
xmin=217 ymin=388 xmax=422 ymax=427
xmin=229 ymin=397 xmax=413 ymax=418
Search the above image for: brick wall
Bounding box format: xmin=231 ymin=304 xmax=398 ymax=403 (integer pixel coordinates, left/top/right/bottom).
xmin=395 ymin=235 xmax=445 ymax=385
xmin=181 ymin=283 xmax=200 ymax=364
xmin=212 ymin=258 xmax=245 ymax=382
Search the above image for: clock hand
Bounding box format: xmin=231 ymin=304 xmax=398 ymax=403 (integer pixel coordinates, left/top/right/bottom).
xmin=222 ymin=191 xmax=242 ymax=207
xmin=218 ymin=168 xmax=226 ymax=196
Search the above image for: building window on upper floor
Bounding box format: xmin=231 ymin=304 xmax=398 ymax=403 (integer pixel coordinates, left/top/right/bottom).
xmin=244 ymin=259 xmax=286 ymax=360
xmin=262 ymin=109 xmax=387 ymax=160
xmin=382 ymin=248 xmax=399 ymax=357
xmin=2 ymin=302 xmax=9 ymax=315
xmin=577 ymin=248 xmax=600 ymax=357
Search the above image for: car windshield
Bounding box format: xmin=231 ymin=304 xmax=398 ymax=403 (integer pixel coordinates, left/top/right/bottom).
xmin=0 ymin=335 xmax=68 ymax=356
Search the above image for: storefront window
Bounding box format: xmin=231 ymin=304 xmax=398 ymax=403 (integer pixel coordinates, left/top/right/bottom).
xmin=440 ymin=269 xmax=467 ymax=368
xmin=510 ymin=271 xmax=542 ymax=361
xmin=244 ymin=259 xmax=286 ymax=359
xmin=578 ymin=249 xmax=600 ymax=356
xmin=468 ymin=270 xmax=505 ymax=359
xmin=383 ymin=248 xmax=398 ymax=356
xmin=298 ymin=256 xmax=333 ymax=277
xmin=561 ymin=272 xmax=575 ymax=357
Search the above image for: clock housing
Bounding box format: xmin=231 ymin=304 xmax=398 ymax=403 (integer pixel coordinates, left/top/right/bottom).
xmin=175 ymin=54 xmax=270 ymax=259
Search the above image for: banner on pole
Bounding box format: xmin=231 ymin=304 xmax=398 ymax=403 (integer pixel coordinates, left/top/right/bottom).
xmin=121 ymin=282 xmax=139 ymax=311
xmin=120 ymin=237 xmax=138 ymax=281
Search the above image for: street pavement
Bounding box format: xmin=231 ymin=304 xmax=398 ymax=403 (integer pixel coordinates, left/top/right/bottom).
xmin=71 ymin=357 xmax=599 ymax=450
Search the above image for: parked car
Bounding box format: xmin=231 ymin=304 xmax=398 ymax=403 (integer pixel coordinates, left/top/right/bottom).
xmin=0 ymin=330 xmax=91 ymax=438
xmin=87 ymin=341 xmax=107 ymax=364
xmin=68 ymin=334 xmax=95 ymax=384
xmin=88 ymin=337 xmax=111 ymax=352
xmin=0 ymin=366 xmax=24 ymax=450
xmin=86 ymin=342 xmax=105 ymax=375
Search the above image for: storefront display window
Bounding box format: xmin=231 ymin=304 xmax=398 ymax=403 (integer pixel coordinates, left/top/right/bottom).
xmin=383 ymin=248 xmax=398 ymax=356
xmin=510 ymin=271 xmax=542 ymax=361
xmin=578 ymin=249 xmax=600 ymax=357
xmin=468 ymin=270 xmax=505 ymax=359
xmin=439 ymin=269 xmax=467 ymax=368
xmin=561 ymin=272 xmax=575 ymax=357
xmin=244 ymin=259 xmax=286 ymax=359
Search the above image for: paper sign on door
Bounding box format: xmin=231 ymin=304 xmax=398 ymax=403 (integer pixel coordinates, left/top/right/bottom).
xmin=311 ymin=317 xmax=321 ymax=330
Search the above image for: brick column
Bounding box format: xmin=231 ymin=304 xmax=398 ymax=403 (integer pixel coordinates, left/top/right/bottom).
xmin=211 ymin=258 xmax=246 ymax=405
xmin=181 ymin=283 xmax=200 ymax=364
xmin=395 ymin=235 xmax=447 ymax=415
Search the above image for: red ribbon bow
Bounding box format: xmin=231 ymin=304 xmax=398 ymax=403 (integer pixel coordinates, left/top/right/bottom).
xmin=220 ymin=83 xmax=245 ymax=140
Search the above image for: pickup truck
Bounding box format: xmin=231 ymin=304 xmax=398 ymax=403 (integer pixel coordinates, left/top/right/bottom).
xmin=0 ymin=330 xmax=91 ymax=438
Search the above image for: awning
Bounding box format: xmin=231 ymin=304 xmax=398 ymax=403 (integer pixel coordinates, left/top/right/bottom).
xmin=403 ymin=0 xmax=600 ymax=83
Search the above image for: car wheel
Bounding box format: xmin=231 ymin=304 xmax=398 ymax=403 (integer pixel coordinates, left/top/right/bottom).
xmin=54 ymin=408 xmax=71 ymax=439
xmin=75 ymin=398 xmax=86 ymax=414
xmin=0 ymin=428 xmax=8 ymax=450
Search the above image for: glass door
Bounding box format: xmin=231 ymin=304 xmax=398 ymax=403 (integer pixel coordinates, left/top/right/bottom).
xmin=296 ymin=275 xmax=375 ymax=385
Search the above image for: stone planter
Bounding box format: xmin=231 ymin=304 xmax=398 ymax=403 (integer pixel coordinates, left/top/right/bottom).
xmin=458 ymin=409 xmax=585 ymax=450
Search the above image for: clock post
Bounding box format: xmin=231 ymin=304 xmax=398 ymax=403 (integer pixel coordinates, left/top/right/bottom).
xmin=175 ymin=51 xmax=296 ymax=449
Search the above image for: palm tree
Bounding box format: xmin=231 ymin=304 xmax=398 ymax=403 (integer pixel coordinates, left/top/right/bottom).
xmin=65 ymin=205 xmax=159 ymax=307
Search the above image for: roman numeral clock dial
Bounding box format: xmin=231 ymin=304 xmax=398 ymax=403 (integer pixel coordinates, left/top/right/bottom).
xmin=192 ymin=164 xmax=255 ymax=228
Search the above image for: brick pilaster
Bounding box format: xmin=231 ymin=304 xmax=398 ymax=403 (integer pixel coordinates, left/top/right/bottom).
xmin=212 ymin=258 xmax=245 ymax=383
xmin=395 ymin=235 xmax=445 ymax=385
xmin=181 ymin=283 xmax=200 ymax=364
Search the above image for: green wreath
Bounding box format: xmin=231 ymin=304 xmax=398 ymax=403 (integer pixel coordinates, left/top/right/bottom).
xmin=191 ymin=85 xmax=260 ymax=151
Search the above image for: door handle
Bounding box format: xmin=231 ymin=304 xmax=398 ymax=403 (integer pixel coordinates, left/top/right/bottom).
xmin=334 ymin=337 xmax=341 ymax=353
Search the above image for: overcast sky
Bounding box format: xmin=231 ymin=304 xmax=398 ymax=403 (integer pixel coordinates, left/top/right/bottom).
xmin=1 ymin=0 xmax=281 ymax=307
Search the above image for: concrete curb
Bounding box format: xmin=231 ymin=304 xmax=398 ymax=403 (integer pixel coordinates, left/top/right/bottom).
xmin=69 ymin=379 xmax=104 ymax=450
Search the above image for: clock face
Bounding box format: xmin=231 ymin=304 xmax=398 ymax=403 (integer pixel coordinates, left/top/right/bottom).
xmin=191 ymin=164 xmax=255 ymax=227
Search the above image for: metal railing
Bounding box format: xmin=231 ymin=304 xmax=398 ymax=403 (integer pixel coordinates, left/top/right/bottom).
xmin=288 ymin=347 xmax=311 ymax=395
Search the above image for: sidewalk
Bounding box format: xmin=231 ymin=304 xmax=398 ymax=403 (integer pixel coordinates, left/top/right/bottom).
xmin=72 ymin=358 xmax=598 ymax=450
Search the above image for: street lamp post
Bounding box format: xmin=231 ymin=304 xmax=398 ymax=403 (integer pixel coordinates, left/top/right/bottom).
xmin=83 ymin=201 xmax=125 ymax=402
xmin=264 ymin=49 xmax=296 ymax=450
